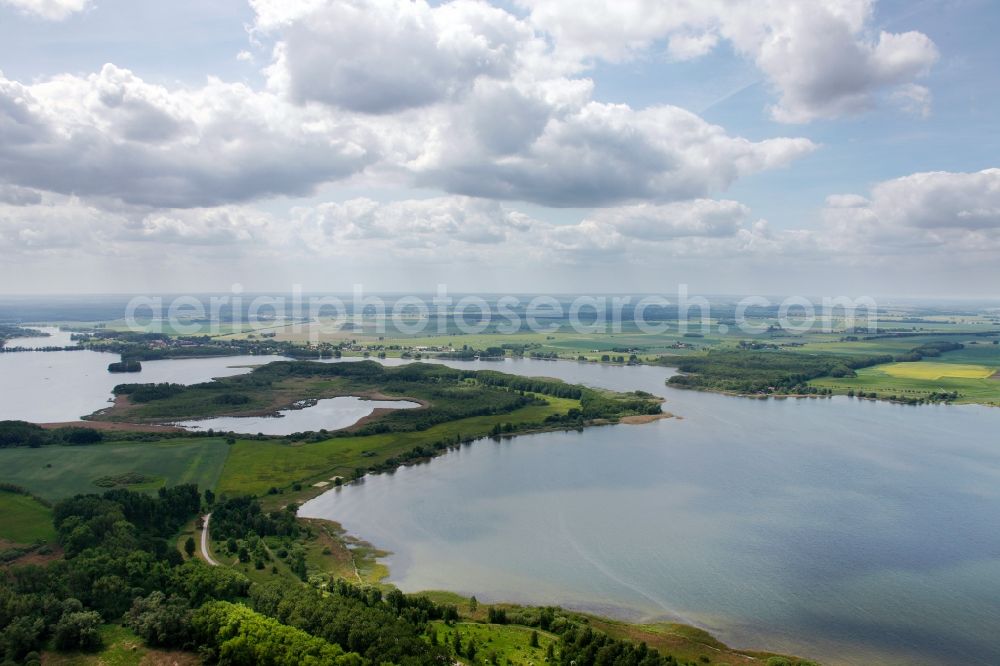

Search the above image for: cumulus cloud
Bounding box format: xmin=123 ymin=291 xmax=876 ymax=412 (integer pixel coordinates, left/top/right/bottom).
xmin=0 ymin=190 xmax=769 ymax=268
xmin=587 ymin=200 xmax=749 ymax=240
xmin=0 ymin=193 xmax=285 ymax=254
xmin=257 ymin=0 xmax=543 ymax=114
xmin=297 ymin=196 xmax=534 ymax=245
xmin=821 ymin=169 xmax=1000 ymax=252
xmin=8 ymin=169 xmax=1000 ymax=284
xmin=416 ymin=91 xmax=816 ymax=206
xmin=247 ymin=0 xmax=815 ymax=207
xmin=0 ymin=65 xmax=374 ymax=208
xmin=0 ymin=0 xmax=88 ymax=20
xmin=519 ymin=0 xmax=939 ymax=122
xmin=0 ymin=185 xmax=43 ymax=206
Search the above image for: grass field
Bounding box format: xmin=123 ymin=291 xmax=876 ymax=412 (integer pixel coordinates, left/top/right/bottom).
xmin=0 ymin=439 xmax=232 ymax=501
xmin=218 ymin=396 xmax=579 ymax=496
xmin=880 ymin=361 xmax=995 ymax=380
xmin=0 ymin=490 xmax=56 ymax=544
xmin=812 ymin=365 xmax=1000 ymax=405
xmin=431 ymin=621 xmax=555 ymax=666
xmin=42 ymin=624 xmax=199 ymax=666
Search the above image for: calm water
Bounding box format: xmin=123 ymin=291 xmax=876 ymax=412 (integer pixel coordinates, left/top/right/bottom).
xmin=173 ymin=396 xmax=419 ymax=435
xmin=0 ymin=350 xmax=288 ymax=422
xmin=301 ymin=358 xmax=1000 ymax=666
xmin=2 ymin=325 xmax=78 ymax=349
xmin=3 ymin=349 xmax=999 ymax=663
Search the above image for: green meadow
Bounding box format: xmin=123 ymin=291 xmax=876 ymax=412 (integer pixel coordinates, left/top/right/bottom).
xmin=811 ymin=365 xmax=1000 ymax=405
xmin=0 ymin=438 xmax=231 ymax=502
xmin=0 ymin=490 xmax=56 ymax=544
xmin=430 ymin=621 xmax=555 ymax=666
xmin=41 ymin=623 xmax=198 ymax=666
xmin=218 ymin=395 xmax=579 ymax=496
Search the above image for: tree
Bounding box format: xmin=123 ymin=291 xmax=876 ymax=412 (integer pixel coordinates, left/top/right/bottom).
xmin=53 ymin=611 xmax=103 ymax=651
xmin=184 ymin=536 xmax=196 ymax=558
xmin=530 ymin=630 xmax=539 ymax=648
xmin=469 ymin=595 xmax=478 ymax=612
xmin=0 ymin=616 xmax=44 ymax=663
xmin=191 ymin=601 xmax=361 ymax=666
xmin=487 ymin=606 xmax=507 ymax=624
xmin=125 ymin=592 xmax=193 ymax=648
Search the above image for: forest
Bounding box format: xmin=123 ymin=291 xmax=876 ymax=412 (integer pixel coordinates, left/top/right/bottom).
xmin=666 ymin=350 xmax=893 ymax=394
xmin=0 ymin=484 xmax=817 ymax=666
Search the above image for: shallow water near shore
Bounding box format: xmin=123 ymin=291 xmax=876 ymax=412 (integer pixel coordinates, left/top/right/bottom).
xmin=173 ymin=396 xmax=419 ymax=435
xmin=3 ymin=348 xmax=999 ymax=664
xmin=0 ymin=349 xmax=289 ymax=422
xmin=301 ymin=358 xmax=1000 ymax=666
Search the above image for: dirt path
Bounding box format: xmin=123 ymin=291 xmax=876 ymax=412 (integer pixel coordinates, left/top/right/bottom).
xmin=201 ymin=513 xmax=219 ymax=566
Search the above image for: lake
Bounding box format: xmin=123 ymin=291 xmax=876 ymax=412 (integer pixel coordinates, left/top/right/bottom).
xmin=173 ymin=396 xmax=419 ymax=435
xmin=2 ymin=325 xmax=78 ymax=349
xmin=300 ymin=358 xmax=1000 ymax=666
xmin=0 ymin=349 xmax=288 ymax=422
xmin=2 ymin=350 xmax=999 ymax=664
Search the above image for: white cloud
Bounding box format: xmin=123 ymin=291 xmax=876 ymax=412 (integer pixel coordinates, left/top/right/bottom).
xmin=295 ymin=196 xmax=536 ymax=257
xmin=247 ymin=0 xmax=815 ymax=207
xmin=518 ymin=0 xmax=939 ymax=122
xmin=821 ymin=169 xmax=1000 ymax=252
xmin=587 ymin=200 xmax=749 ymax=240
xmin=0 ymin=65 xmax=374 ymax=208
xmin=0 ymin=184 xmax=43 ymax=206
xmin=0 ymin=193 xmax=286 ymax=254
xmin=6 ymin=171 xmax=1000 ymax=291
xmin=0 ymin=190 xmax=763 ymax=267
xmin=0 ymin=0 xmax=88 ymax=20
xmin=416 ymin=91 xmax=816 ymax=206
xmin=890 ymin=83 xmax=932 ymax=118
xmin=258 ymin=0 xmax=543 ymax=114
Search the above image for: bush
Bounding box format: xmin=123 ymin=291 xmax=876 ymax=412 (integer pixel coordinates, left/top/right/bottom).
xmin=112 ymin=383 xmax=185 ymax=403
xmin=53 ymin=610 xmax=103 ymax=651
xmin=213 ymin=393 xmax=252 ymax=405
xmin=125 ymin=592 xmax=193 ymax=648
xmin=58 ymin=427 xmax=104 ymax=445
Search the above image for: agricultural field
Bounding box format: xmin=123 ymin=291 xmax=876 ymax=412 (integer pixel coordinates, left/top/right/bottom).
xmin=0 ymin=438 xmax=231 ymax=501
xmin=811 ymin=365 xmax=1000 ymax=405
xmin=0 ymin=490 xmax=56 ymax=544
xmin=880 ymin=361 xmax=995 ymax=380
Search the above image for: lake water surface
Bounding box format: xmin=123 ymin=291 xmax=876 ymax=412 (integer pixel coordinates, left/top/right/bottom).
xmin=300 ymin=358 xmax=1000 ymax=666
xmin=0 ymin=349 xmax=288 ymax=422
xmin=173 ymin=396 xmax=419 ymax=435
xmin=2 ymin=349 xmax=999 ymax=664
xmin=2 ymin=325 xmax=78 ymax=349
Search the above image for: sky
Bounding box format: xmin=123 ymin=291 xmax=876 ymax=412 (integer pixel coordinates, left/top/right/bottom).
xmin=0 ymin=0 xmax=998 ymax=297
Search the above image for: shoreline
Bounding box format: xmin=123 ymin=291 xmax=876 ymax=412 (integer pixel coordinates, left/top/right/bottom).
xmin=303 ymin=490 xmax=814 ymax=666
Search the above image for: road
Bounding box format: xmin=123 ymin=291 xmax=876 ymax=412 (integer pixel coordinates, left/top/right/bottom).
xmin=200 ymin=513 xmax=219 ymax=566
